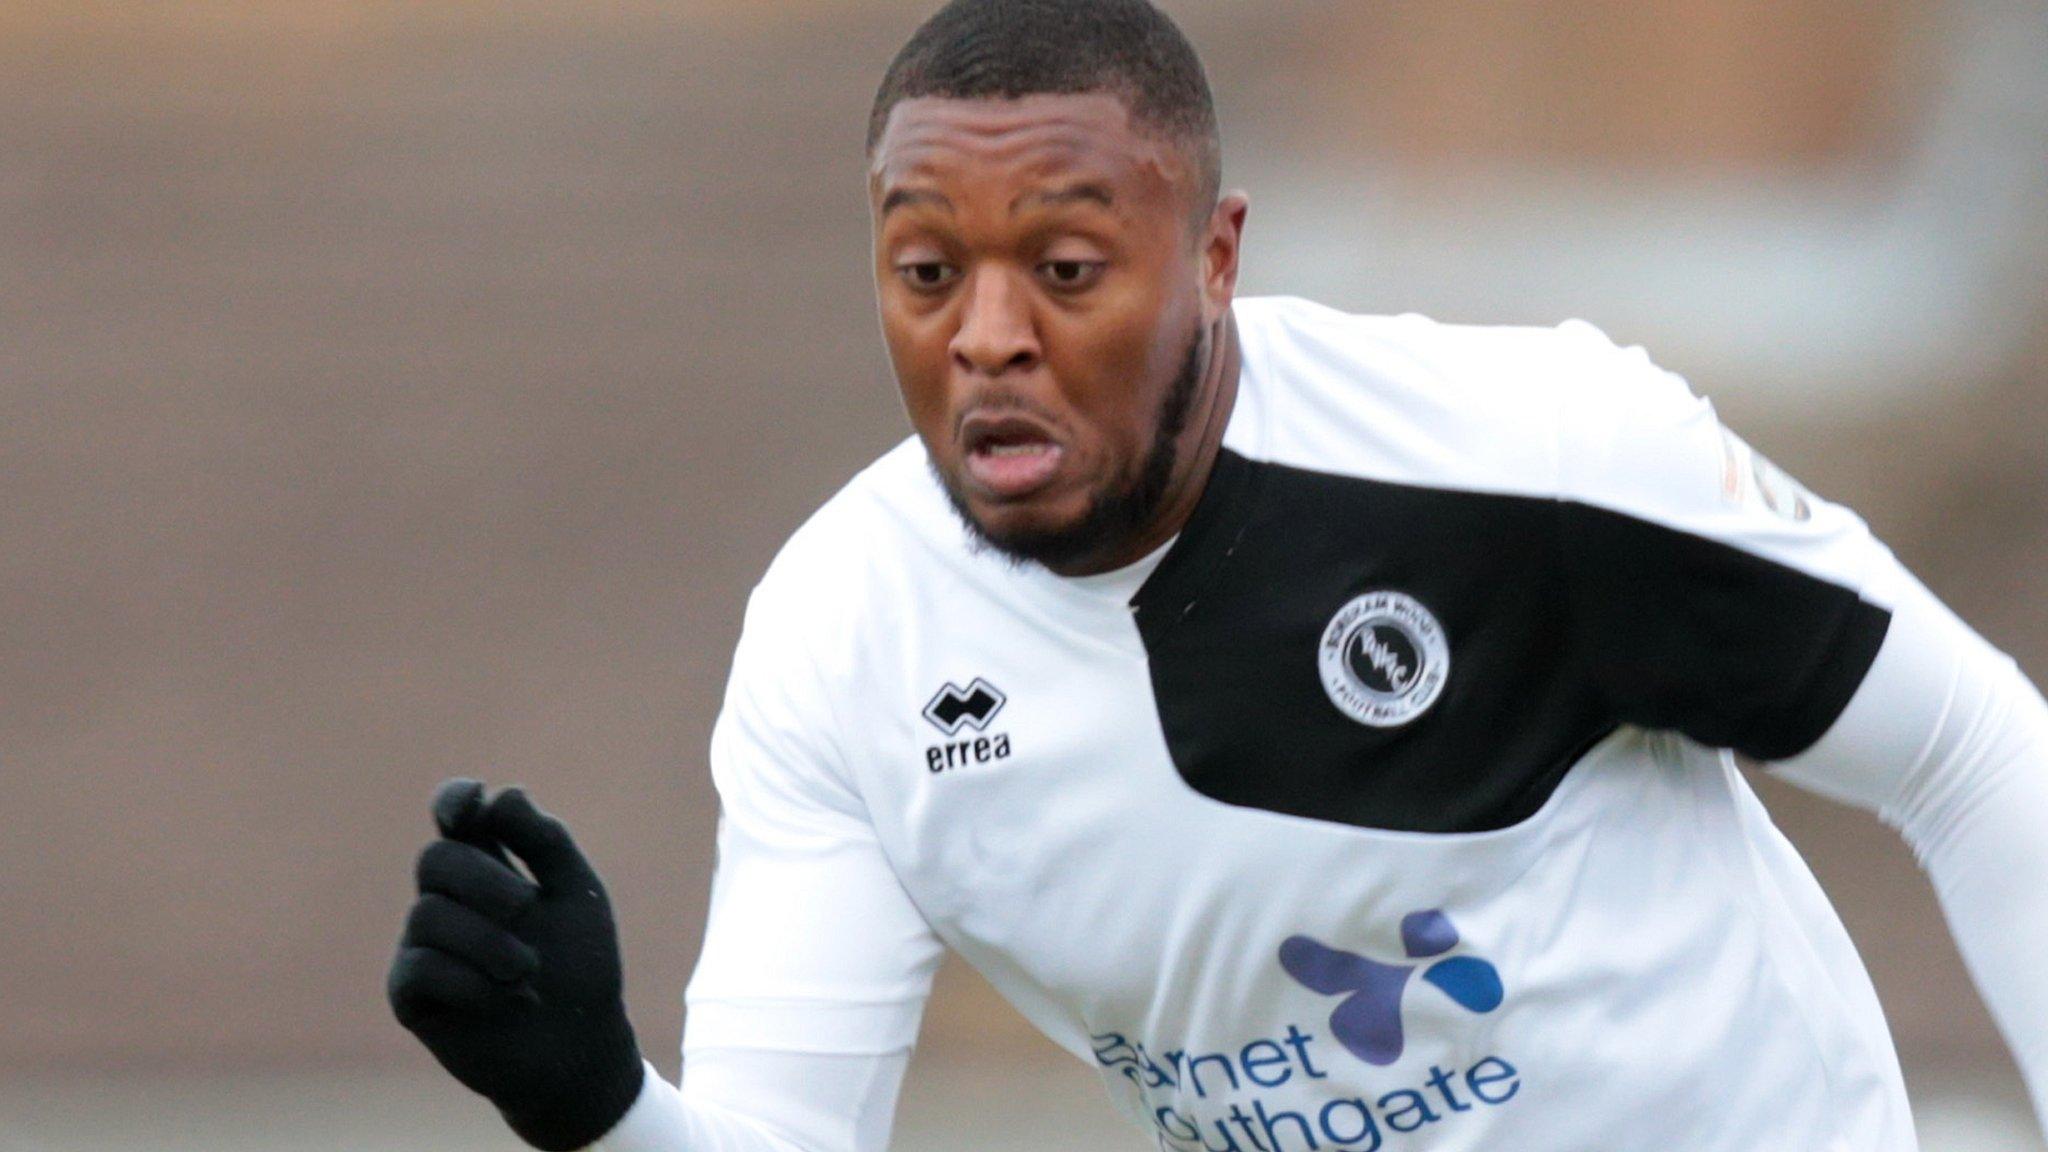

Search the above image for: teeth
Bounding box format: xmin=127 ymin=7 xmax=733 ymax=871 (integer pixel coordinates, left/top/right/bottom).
xmin=985 ymin=442 xmax=1049 ymax=457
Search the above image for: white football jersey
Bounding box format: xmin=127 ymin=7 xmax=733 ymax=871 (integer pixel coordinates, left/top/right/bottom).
xmin=682 ymin=297 xmax=1919 ymax=1152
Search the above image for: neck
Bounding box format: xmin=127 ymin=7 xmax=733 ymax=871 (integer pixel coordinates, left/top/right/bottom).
xmin=1046 ymin=309 xmax=1242 ymax=577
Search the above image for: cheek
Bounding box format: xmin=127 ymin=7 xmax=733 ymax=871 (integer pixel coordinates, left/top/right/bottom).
xmin=1049 ymin=293 xmax=1188 ymax=445
xmin=881 ymin=314 xmax=952 ymax=438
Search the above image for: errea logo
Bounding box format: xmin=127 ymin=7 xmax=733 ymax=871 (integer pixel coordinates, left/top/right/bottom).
xmin=921 ymin=677 xmax=1014 ymax=773
xmin=922 ymin=677 xmax=1006 ymax=734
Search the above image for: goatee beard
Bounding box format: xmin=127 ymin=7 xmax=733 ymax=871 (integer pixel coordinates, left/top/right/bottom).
xmin=934 ymin=322 xmax=1208 ymax=572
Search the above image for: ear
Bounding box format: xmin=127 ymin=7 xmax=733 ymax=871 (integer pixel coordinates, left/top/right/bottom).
xmin=1198 ymin=191 xmax=1250 ymax=325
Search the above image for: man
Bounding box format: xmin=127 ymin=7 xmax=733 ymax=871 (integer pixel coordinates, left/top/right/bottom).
xmin=388 ymin=2 xmax=2048 ymax=1149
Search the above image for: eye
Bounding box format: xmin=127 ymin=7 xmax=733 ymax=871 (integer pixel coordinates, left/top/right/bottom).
xmin=1039 ymin=259 xmax=1104 ymax=290
xmin=896 ymin=261 xmax=959 ymax=292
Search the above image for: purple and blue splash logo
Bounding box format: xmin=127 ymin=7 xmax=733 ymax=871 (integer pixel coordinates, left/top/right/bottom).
xmin=1090 ymin=912 xmax=1515 ymax=1150
xmin=1279 ymin=910 xmax=1504 ymax=1067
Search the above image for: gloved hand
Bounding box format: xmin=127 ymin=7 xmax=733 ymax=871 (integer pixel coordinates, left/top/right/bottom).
xmin=388 ymin=780 xmax=646 ymax=1151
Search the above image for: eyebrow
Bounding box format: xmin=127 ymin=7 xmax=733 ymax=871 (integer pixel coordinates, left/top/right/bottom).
xmin=880 ymin=188 xmax=953 ymax=217
xmin=1012 ymin=183 xmax=1116 ymax=213
xmin=879 ymin=182 xmax=1117 ymax=219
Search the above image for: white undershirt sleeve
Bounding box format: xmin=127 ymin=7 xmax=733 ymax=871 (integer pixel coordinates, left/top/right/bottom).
xmin=1775 ymin=558 xmax=2048 ymax=1132
xmin=596 ymin=1050 xmax=909 ymax=1152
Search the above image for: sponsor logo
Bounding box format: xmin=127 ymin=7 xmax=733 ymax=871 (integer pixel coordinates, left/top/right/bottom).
xmin=1088 ymin=911 xmax=1515 ymax=1151
xmin=1318 ymin=592 xmax=1450 ymax=728
xmin=921 ymin=677 xmax=1013 ymax=773
xmin=1091 ymin=1027 xmax=1520 ymax=1152
xmin=1279 ymin=910 xmax=1503 ymax=1066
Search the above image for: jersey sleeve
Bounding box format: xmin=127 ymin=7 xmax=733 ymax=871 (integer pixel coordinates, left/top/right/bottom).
xmin=1774 ymin=563 xmax=2048 ymax=1132
xmin=594 ymin=550 xmax=942 ymax=1152
xmin=681 ymin=571 xmax=944 ymax=1057
xmin=1547 ymin=325 xmax=2048 ymax=1133
xmin=1551 ymin=323 xmax=1894 ymax=760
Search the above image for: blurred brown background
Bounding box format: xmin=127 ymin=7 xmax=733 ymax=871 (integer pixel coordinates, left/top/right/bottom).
xmin=3 ymin=1 xmax=2044 ymax=1147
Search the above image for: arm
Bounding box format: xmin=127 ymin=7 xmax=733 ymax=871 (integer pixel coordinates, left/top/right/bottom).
xmin=598 ymin=562 xmax=945 ymax=1152
xmin=391 ymin=776 xmax=935 ymax=1152
xmin=1547 ymin=321 xmax=2048 ymax=1130
xmin=392 ymin=563 xmax=943 ymax=1152
xmin=1775 ymin=563 xmax=2048 ymax=1125
xmin=596 ymin=1051 xmax=912 ymax=1152
xmin=595 ymin=779 xmax=942 ymax=1152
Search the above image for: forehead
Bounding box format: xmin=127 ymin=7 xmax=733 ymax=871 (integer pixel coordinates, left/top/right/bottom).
xmin=870 ymin=93 xmax=1187 ymax=207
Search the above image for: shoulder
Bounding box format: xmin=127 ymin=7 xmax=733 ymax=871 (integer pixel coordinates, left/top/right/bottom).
xmin=747 ymin=436 xmax=951 ymax=614
xmin=715 ymin=439 xmax=949 ymax=787
xmin=1229 ymin=296 xmax=1693 ymax=501
xmin=1231 ymin=295 xmax=1876 ymax=587
xmin=735 ymin=435 xmax=976 ymax=689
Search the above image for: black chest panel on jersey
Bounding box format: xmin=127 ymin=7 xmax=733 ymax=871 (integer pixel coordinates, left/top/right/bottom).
xmin=1129 ymin=450 xmax=1891 ymax=834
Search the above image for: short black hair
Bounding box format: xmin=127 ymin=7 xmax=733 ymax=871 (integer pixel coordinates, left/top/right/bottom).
xmin=869 ymin=0 xmax=1222 ymax=216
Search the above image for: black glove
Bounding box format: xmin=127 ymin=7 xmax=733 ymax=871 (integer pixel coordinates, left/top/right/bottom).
xmin=388 ymin=780 xmax=646 ymax=1151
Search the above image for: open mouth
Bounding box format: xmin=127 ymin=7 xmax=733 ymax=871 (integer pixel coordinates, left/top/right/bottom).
xmin=960 ymin=413 xmax=1067 ymax=500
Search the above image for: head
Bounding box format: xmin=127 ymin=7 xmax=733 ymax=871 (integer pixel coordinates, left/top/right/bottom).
xmin=868 ymin=0 xmax=1249 ymax=574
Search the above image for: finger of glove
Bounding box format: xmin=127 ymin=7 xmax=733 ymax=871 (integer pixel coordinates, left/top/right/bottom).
xmin=483 ymin=787 xmax=601 ymax=896
xmin=416 ymin=839 xmax=539 ymax=924
xmin=388 ymin=945 xmax=517 ymax=1028
xmin=404 ymin=894 xmax=540 ymax=984
xmin=433 ymin=778 xmax=486 ymax=838
xmin=432 ymin=777 xmax=511 ymax=864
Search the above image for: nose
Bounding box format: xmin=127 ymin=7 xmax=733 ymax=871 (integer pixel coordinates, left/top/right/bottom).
xmin=949 ymin=266 xmax=1041 ymax=377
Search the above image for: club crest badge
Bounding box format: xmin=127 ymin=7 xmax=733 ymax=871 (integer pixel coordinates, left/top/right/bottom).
xmin=1318 ymin=591 xmax=1450 ymax=728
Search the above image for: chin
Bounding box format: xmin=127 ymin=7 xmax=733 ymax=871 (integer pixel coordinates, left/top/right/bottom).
xmin=964 ymin=495 xmax=1091 ymax=547
xmin=932 ymin=449 xmax=1155 ymax=571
